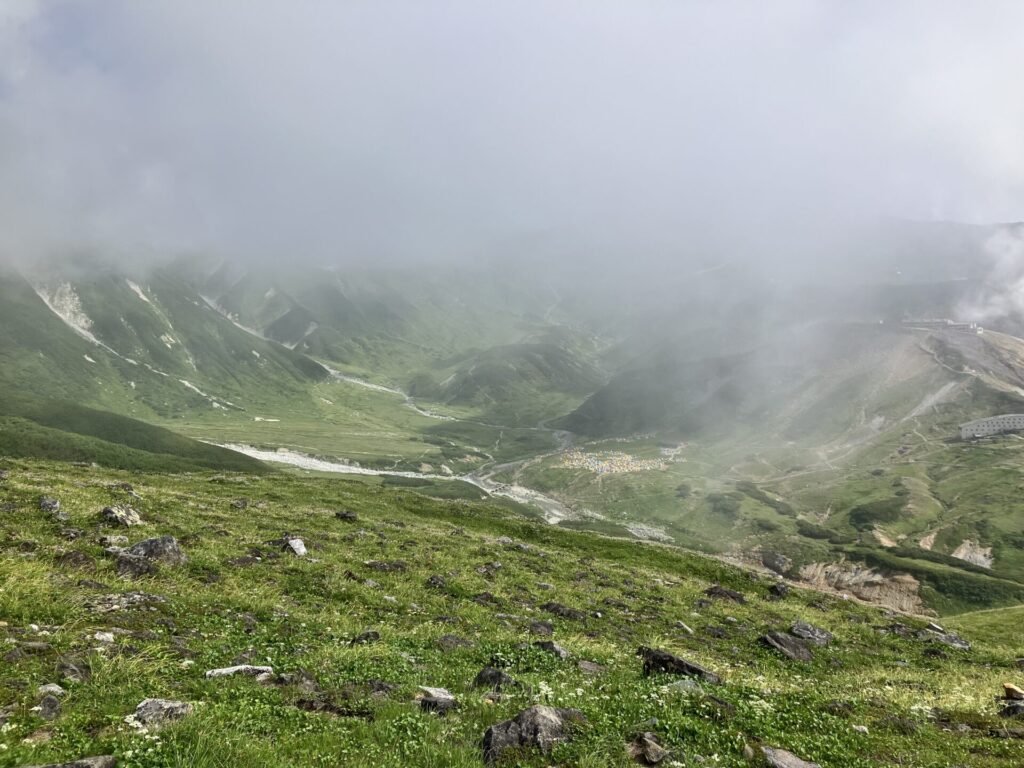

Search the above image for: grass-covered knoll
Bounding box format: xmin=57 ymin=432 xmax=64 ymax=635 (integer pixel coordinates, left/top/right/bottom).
xmin=1 ymin=459 xmax=1022 ymax=767
xmin=0 ymin=395 xmax=267 ymax=473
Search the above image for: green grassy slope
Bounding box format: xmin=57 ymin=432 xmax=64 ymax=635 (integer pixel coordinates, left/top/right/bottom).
xmin=0 ymin=394 xmax=267 ymax=473
xmin=0 ymin=458 xmax=1021 ymax=767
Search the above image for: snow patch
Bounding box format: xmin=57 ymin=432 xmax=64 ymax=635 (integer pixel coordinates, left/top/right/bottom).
xmin=253 ymin=417 xmax=280 ymax=422
xmin=83 ymin=354 xmax=96 ymax=364
xmin=125 ymin=279 xmax=152 ymax=305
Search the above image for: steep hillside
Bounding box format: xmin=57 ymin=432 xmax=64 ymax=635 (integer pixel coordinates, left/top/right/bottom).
xmin=0 ymin=458 xmax=1022 ymax=767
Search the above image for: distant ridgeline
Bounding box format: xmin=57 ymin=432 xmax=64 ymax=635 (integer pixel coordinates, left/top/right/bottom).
xmin=959 ymin=414 xmax=1024 ymax=440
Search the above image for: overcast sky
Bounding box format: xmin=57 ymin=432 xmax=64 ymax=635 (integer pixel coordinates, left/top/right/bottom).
xmin=2 ymin=1 xmax=1024 ymax=267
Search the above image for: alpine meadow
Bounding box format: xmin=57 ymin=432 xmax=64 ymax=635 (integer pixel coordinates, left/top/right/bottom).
xmin=2 ymin=4 xmax=1024 ymax=767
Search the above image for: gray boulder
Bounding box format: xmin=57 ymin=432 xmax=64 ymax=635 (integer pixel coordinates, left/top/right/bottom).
xmin=790 ymin=621 xmax=833 ymax=646
xmin=482 ymin=705 xmax=586 ymax=765
xmin=762 ymin=631 xmax=813 ymax=662
xmin=132 ymin=698 xmax=193 ymax=727
xmin=24 ymin=758 xmax=117 ymax=768
xmin=40 ymin=497 xmax=68 ymax=522
xmin=101 ymin=505 xmax=143 ymax=527
xmin=124 ymin=536 xmax=187 ymax=564
xmin=762 ymin=746 xmax=821 ymax=768
xmin=628 ymin=732 xmax=670 ymax=764
xmin=205 ymin=664 xmax=274 ymax=679
xmin=38 ymin=694 xmax=61 ymax=721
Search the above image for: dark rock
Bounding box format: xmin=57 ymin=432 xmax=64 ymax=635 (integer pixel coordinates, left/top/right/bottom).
xmin=132 ymin=698 xmax=193 ymax=727
xmin=295 ymin=698 xmax=373 ymax=719
xmin=541 ymin=602 xmax=587 ymax=620
xmin=55 ymin=551 xmax=95 ymax=569
xmin=704 ymin=585 xmax=746 ymax=604
xmin=762 ymin=746 xmax=821 ymax=768
xmin=231 ymin=498 xmax=248 ymax=509
xmin=335 ymin=510 xmax=358 ymax=522
xmin=790 ymin=621 xmax=833 ymax=646
xmin=124 ymin=536 xmax=187 ymax=565
xmin=350 ymin=630 xmax=380 ymax=646
xmin=761 ymin=551 xmax=792 ymax=575
xmin=364 ymin=560 xmax=407 ymax=572
xmin=60 ymin=527 xmax=86 ymax=540
xmin=115 ymin=554 xmax=157 ymax=579
xmin=472 ymin=591 xmax=499 ymax=605
xmin=473 ymin=666 xmax=519 ymax=691
xmin=529 ymin=620 xmax=554 ymax=636
xmin=418 ymin=686 xmax=458 ymax=715
xmin=533 ymin=641 xmax=570 ymax=659
xmin=436 ymin=634 xmax=474 ymax=651
xmin=38 ymin=694 xmax=61 ymax=721
xmin=767 ymin=583 xmax=790 ymax=601
xmin=762 ymin=631 xmax=813 ymax=662
xmin=425 ymin=574 xmax=447 ymax=589
xmin=482 ymin=705 xmax=586 ymax=765
xmin=628 ymin=731 xmax=669 ymax=765
xmin=58 ymin=656 xmax=92 ymax=683
xmin=1001 ymin=701 xmax=1024 ymax=718
xmin=637 ymin=646 xmax=720 ymax=683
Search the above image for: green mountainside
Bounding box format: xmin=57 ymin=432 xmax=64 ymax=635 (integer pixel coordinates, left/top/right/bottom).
xmin=0 ymin=459 xmax=1022 ymax=767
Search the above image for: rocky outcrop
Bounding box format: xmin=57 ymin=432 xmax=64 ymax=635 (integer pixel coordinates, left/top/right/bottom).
xmin=798 ymin=561 xmax=924 ymax=614
xmin=482 ymin=705 xmax=586 ymax=765
xmin=951 ymin=539 xmax=993 ymax=569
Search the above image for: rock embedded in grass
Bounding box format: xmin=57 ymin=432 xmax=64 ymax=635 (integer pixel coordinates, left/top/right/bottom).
xmin=637 ymin=646 xmax=720 ymax=683
xmin=100 ymin=504 xmax=143 ymax=527
xmin=285 ymin=538 xmax=306 ymax=556
xmin=628 ymin=731 xmax=670 ymax=765
xmin=762 ymin=631 xmax=813 ymax=662
xmin=790 ymin=621 xmax=833 ymax=646
xmin=39 ymin=496 xmax=65 ymax=521
xmin=482 ymin=705 xmax=586 ymax=765
xmin=23 ymin=756 xmax=117 ymax=768
xmin=761 ymin=746 xmax=822 ymax=768
xmin=704 ymin=585 xmax=746 ymax=604
xmin=541 ymin=601 xmax=587 ymax=620
xmin=37 ymin=693 xmax=61 ymax=721
xmin=205 ymin=664 xmax=274 ymax=679
xmin=131 ymin=698 xmax=193 ymax=728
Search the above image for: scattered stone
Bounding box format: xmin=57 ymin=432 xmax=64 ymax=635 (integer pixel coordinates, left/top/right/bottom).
xmin=38 ymin=684 xmax=65 ymax=698
xmin=1001 ymin=701 xmax=1024 ymax=718
xmin=131 ymin=698 xmax=193 ymax=728
xmin=23 ymin=757 xmax=117 ymax=768
xmin=472 ymin=592 xmax=499 ymax=606
xmin=918 ymin=629 xmax=971 ymax=651
xmin=99 ymin=535 xmax=129 ymax=547
xmin=437 ymin=634 xmax=474 ymax=651
xmin=761 ymin=551 xmax=792 ymax=575
xmin=418 ymin=686 xmax=458 ymax=715
xmin=474 ymin=667 xmax=520 ymax=691
xmin=674 ymin=621 xmax=694 ymax=635
xmin=86 ymin=591 xmax=166 ymax=613
xmin=55 ymin=551 xmax=95 ymax=569
xmin=58 ymin=656 xmax=92 ymax=683
xmin=285 ymin=538 xmax=307 ymax=557
xmin=637 ymin=646 xmax=720 ymax=683
xmin=534 ymin=641 xmax=569 ymax=659
xmin=365 ymin=560 xmax=407 ymax=572
xmin=541 ymin=601 xmax=587 ymax=620
xmin=852 ymin=725 xmax=869 ymax=734
xmin=231 ymin=498 xmax=248 ymax=509
xmin=350 ymin=630 xmax=380 ymax=646
xmin=529 ymin=620 xmax=554 ymax=636
xmin=790 ymin=621 xmax=833 ymax=646
xmin=93 ymin=631 xmax=115 ymax=644
xmin=38 ymin=694 xmax=61 ymax=721
xmin=767 ymin=583 xmax=790 ymax=601
xmin=762 ymin=746 xmax=821 ymax=768
xmin=425 ymin=574 xmax=447 ymax=589
xmin=704 ymin=585 xmax=746 ymax=603
xmin=295 ymin=698 xmax=373 ymax=719
xmin=577 ymin=660 xmax=604 ymax=675
xmin=762 ymin=631 xmax=813 ymax=662
xmin=40 ymin=497 xmax=66 ymax=521
xmin=1005 ymin=683 xmax=1024 ymax=701
xmin=482 ymin=705 xmax=586 ymax=765
xmin=101 ymin=505 xmax=143 ymax=527
xmin=628 ymin=731 xmax=669 ymax=765
xmin=205 ymin=664 xmax=274 ymax=679
xmin=335 ymin=510 xmax=358 ymax=522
